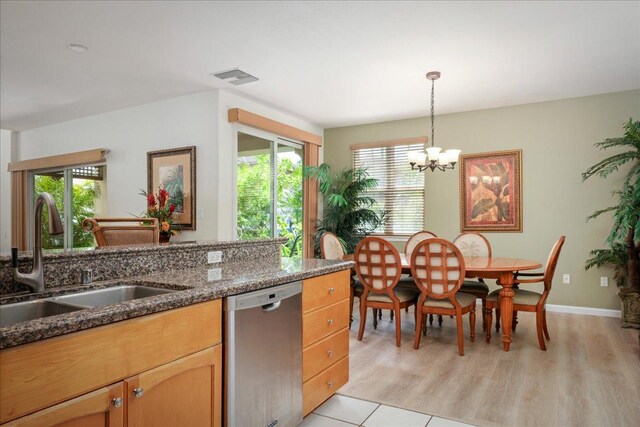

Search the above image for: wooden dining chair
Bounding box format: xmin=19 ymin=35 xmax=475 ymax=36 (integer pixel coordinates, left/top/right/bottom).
xmin=355 ymin=237 xmax=419 ymax=347
xmin=411 ymin=238 xmax=476 ymax=356
xmin=82 ymin=218 xmax=159 ymax=247
xmin=320 ymin=232 xmax=361 ymax=328
xmin=399 ymin=230 xmax=441 ymax=326
xmin=453 ymin=232 xmax=491 ymax=330
xmin=484 ymin=236 xmax=566 ymax=351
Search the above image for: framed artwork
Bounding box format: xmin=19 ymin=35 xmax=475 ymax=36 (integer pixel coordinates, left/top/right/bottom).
xmin=147 ymin=146 xmax=196 ymax=230
xmin=459 ymin=149 xmax=522 ymax=232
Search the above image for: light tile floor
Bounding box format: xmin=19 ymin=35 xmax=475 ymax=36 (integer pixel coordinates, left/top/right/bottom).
xmin=300 ymin=395 xmax=476 ymax=427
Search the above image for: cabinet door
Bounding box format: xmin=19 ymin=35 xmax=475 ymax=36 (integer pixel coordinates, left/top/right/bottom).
xmin=125 ymin=346 xmax=222 ymax=427
xmin=1 ymin=383 xmax=123 ymax=427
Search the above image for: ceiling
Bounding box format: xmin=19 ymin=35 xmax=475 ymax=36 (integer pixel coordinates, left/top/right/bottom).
xmin=1 ymin=1 xmax=639 ymax=131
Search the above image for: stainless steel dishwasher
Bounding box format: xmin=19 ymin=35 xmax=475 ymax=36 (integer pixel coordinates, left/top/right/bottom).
xmin=224 ymin=281 xmax=302 ymax=427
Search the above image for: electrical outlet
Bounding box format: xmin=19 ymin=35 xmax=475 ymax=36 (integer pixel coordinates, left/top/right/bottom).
xmin=207 ymin=251 xmax=222 ymax=264
xmin=207 ymin=268 xmax=221 ymax=281
xmin=563 ymin=274 xmax=570 ymax=284
xmin=600 ymin=276 xmax=609 ymax=287
xmin=197 ymin=208 xmax=204 ymax=219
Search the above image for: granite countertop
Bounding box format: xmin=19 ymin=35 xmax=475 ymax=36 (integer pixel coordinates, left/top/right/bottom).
xmin=0 ymin=257 xmax=354 ymax=349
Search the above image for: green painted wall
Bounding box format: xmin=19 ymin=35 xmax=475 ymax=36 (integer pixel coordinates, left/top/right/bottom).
xmin=324 ymin=90 xmax=640 ymax=311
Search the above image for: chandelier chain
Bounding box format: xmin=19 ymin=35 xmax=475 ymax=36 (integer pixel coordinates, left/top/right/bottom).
xmin=430 ymin=77 xmax=435 ymax=148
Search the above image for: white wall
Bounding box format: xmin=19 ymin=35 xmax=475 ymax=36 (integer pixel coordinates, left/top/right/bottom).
xmin=216 ymin=89 xmax=323 ymax=240
xmin=15 ymin=91 xmax=219 ymax=243
xmin=0 ymin=130 xmax=13 ymax=251
xmin=4 ymin=88 xmax=324 ymax=247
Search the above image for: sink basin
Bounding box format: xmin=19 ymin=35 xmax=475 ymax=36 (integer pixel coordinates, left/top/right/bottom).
xmin=0 ymin=300 xmax=84 ymax=327
xmin=50 ymin=285 xmax=175 ymax=307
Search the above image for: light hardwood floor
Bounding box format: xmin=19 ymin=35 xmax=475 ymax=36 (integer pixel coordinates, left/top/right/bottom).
xmin=341 ymin=301 xmax=640 ymax=427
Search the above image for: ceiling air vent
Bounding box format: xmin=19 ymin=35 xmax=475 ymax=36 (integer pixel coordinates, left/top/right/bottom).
xmin=211 ymin=68 xmax=259 ymax=85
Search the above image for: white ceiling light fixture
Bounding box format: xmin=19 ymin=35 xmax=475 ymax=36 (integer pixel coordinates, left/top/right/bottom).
xmin=211 ymin=68 xmax=259 ymax=85
xmin=67 ymin=44 xmax=88 ymax=53
xmin=408 ymin=71 xmax=461 ymax=172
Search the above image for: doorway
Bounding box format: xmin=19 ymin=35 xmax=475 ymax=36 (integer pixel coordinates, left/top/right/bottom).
xmin=236 ymin=130 xmax=304 ymax=258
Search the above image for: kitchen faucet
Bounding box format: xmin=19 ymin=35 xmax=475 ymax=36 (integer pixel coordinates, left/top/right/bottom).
xmin=12 ymin=192 xmax=64 ymax=293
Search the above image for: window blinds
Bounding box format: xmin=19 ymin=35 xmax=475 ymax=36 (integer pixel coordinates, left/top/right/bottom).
xmin=352 ymin=140 xmax=425 ymax=235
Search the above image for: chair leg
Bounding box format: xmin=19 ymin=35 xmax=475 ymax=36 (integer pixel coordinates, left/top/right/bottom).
xmin=495 ymin=307 xmax=501 ymax=332
xmin=512 ymin=310 xmax=518 ymax=332
xmin=378 ymin=309 xmax=382 ymax=320
xmin=542 ymin=309 xmax=550 ymax=341
xmin=349 ymin=288 xmax=355 ymax=329
xmin=470 ymin=305 xmax=476 ymax=342
xmin=422 ymin=314 xmax=427 ymax=336
xmin=429 ymin=313 xmax=434 ymax=325
xmin=536 ymin=310 xmax=547 ymax=351
xmin=414 ymin=309 xmax=423 ymax=349
xmin=481 ymin=298 xmax=487 ymax=331
xmin=390 ymin=309 xmax=394 ymax=321
xmin=456 ymin=313 xmax=464 ymax=356
xmin=405 ymin=306 xmax=409 ymax=313
xmin=394 ymin=305 xmax=402 ymax=347
xmin=357 ymin=300 xmax=367 ymax=341
xmin=438 ymin=315 xmax=443 ymax=327
xmin=373 ymin=308 xmax=378 ymax=329
xmin=485 ymin=307 xmax=492 ymax=343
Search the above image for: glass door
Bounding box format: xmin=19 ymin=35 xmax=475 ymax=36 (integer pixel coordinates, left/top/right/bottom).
xmin=236 ymin=130 xmax=304 ymax=257
xmin=30 ymin=165 xmax=107 ymax=250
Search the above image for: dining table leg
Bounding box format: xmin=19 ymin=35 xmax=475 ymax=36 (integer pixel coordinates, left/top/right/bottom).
xmin=498 ymin=271 xmax=515 ymax=351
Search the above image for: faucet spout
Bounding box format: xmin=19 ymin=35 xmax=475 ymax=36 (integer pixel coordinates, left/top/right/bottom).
xmin=13 ymin=192 xmax=64 ymax=293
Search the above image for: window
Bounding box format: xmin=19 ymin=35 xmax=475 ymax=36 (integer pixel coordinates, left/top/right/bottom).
xmin=236 ymin=130 xmax=304 ymax=258
xmin=352 ymin=139 xmax=425 ymax=235
xmin=30 ymin=164 xmax=107 ymax=250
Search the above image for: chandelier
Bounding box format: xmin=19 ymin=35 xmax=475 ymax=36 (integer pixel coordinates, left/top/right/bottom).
xmin=408 ymin=71 xmax=461 ymax=172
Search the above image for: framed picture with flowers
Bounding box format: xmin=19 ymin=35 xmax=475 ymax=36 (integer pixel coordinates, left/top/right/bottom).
xmin=459 ymin=149 xmax=522 ymax=232
xmin=147 ymin=146 xmax=196 ymax=232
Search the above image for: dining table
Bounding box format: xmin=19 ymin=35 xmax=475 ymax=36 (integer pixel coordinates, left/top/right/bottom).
xmin=398 ymin=254 xmax=542 ymax=352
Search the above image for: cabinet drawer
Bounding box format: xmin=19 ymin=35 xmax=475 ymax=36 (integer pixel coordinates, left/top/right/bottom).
xmin=302 ymin=299 xmax=349 ymax=348
xmin=303 ymin=328 xmax=349 ymax=382
xmin=302 ymin=356 xmax=349 ymax=417
xmin=303 ymin=270 xmax=350 ymax=314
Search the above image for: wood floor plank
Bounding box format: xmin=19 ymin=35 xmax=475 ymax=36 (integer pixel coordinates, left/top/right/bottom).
xmin=340 ymin=301 xmax=639 ymax=426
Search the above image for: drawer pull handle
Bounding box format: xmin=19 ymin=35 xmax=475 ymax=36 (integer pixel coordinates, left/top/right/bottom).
xmin=133 ymin=387 xmax=144 ymax=398
xmin=327 ymin=350 xmax=333 ymax=357
xmin=327 ymin=318 xmax=334 ymax=325
xmin=328 ymin=381 xmax=334 ymax=388
xmin=328 ymin=287 xmax=335 ymax=293
xmin=111 ymin=397 xmax=123 ymax=408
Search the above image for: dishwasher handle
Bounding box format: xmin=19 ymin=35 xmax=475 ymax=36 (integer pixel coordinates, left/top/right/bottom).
xmin=262 ymin=301 xmax=281 ymax=312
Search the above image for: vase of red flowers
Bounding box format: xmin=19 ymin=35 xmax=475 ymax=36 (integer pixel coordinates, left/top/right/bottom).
xmin=140 ymin=188 xmax=179 ymax=242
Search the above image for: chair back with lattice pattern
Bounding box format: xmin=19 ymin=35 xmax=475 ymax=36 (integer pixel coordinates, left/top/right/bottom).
xmin=405 ymin=230 xmax=438 ymax=258
xmin=543 ymin=236 xmax=566 ymax=292
xmin=320 ymin=232 xmax=345 ymax=260
xmin=453 ymin=232 xmax=492 ymax=258
xmin=82 ymin=218 xmax=160 ymax=247
xmin=355 ymin=237 xmax=401 ymax=293
xmin=410 ymin=238 xmax=466 ymax=301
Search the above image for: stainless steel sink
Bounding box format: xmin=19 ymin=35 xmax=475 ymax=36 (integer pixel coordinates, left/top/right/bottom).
xmin=0 ymin=300 xmax=84 ymax=327
xmin=0 ymin=285 xmax=177 ymax=327
xmin=50 ymin=285 xmax=175 ymax=307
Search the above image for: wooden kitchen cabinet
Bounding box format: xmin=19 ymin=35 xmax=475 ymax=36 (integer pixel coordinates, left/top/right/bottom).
xmin=0 ymin=300 xmax=221 ymax=426
xmin=1 ymin=383 xmax=124 ymax=427
xmin=302 ymin=269 xmax=350 ymax=416
xmin=126 ymin=346 xmax=222 ymax=427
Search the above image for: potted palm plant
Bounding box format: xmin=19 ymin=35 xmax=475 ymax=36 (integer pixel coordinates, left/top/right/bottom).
xmin=583 ymin=118 xmax=640 ymax=328
xmin=304 ymin=163 xmax=388 ymax=255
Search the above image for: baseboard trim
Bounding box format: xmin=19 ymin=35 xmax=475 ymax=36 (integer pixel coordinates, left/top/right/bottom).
xmin=546 ymin=304 xmax=621 ymax=318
